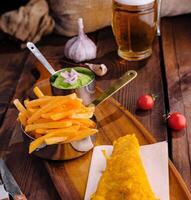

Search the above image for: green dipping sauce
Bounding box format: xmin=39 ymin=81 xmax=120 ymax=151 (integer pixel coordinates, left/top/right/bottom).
xmin=50 ymin=67 xmax=95 ymax=89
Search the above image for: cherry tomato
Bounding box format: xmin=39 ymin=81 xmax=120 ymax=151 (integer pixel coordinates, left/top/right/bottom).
xmin=167 ymin=112 xmax=186 ymax=131
xmin=137 ymin=94 xmax=155 ymax=110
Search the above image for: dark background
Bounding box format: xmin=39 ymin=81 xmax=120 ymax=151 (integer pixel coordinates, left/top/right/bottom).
xmin=0 ymin=0 xmax=29 ymax=14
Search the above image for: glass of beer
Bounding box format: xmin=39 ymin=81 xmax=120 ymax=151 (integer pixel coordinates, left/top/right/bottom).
xmin=112 ymin=0 xmax=158 ymax=61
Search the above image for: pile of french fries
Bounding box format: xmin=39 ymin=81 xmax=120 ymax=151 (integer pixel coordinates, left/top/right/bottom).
xmin=13 ymin=87 xmax=97 ymax=153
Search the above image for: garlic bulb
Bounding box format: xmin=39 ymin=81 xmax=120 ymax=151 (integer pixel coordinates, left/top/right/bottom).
xmin=85 ymin=63 xmax=108 ymax=76
xmin=64 ymin=18 xmax=97 ymax=63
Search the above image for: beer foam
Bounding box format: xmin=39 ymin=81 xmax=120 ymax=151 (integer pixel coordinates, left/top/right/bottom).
xmin=115 ymin=0 xmax=155 ymax=6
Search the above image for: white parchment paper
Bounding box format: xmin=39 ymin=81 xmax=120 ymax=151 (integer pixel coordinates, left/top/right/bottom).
xmin=84 ymin=142 xmax=169 ymax=200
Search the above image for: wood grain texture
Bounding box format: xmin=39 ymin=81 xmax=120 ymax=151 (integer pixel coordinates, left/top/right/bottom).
xmin=161 ymin=15 xmax=191 ymax=190
xmin=36 ymin=79 xmax=191 ymax=200
xmin=34 ymin=27 xmax=167 ymax=142
xmin=0 ymin=14 xmax=190 ymax=199
xmin=0 ymin=50 xmax=27 ymax=125
xmin=90 ymin=28 xmax=167 ymax=142
xmin=0 ymin=45 xmax=61 ymax=199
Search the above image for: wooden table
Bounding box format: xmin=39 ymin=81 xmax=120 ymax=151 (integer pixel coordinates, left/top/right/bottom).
xmin=0 ymin=14 xmax=190 ymax=199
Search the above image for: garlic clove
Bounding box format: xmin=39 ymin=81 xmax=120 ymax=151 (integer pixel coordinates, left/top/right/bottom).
xmin=64 ymin=18 xmax=97 ymax=63
xmin=85 ymin=63 xmax=108 ymax=76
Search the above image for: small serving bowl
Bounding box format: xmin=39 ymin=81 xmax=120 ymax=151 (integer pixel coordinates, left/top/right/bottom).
xmin=27 ymin=43 xmax=96 ymax=105
xmin=22 ymin=116 xmax=97 ymax=161
xmin=50 ymin=67 xmax=95 ymax=106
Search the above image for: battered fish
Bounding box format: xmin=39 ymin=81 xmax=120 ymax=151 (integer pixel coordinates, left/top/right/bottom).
xmin=92 ymin=134 xmax=158 ymax=200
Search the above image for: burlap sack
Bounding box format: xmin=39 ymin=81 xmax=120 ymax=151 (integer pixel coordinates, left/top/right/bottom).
xmin=49 ymin=0 xmax=191 ymax=37
xmin=1 ymin=0 xmax=191 ymax=45
xmin=161 ymin=0 xmax=191 ymax=17
xmin=49 ymin=0 xmax=112 ymax=37
xmin=0 ymin=0 xmax=54 ymax=47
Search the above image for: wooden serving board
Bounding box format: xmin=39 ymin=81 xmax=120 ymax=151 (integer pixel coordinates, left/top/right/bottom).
xmin=36 ymin=79 xmax=191 ymax=200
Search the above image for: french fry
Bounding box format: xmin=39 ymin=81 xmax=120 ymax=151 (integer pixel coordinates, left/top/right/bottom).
xmin=34 ymin=133 xmax=42 ymax=138
xmin=35 ymin=125 xmax=80 ymax=136
xmin=24 ymin=99 xmax=30 ymax=107
xmin=35 ymin=129 xmax=46 ymax=134
xmin=28 ymin=94 xmax=78 ymax=123
xmin=28 ymin=108 xmax=38 ymax=114
xmin=18 ymin=113 xmax=27 ymax=126
xmin=76 ymin=98 xmax=83 ymax=102
xmin=70 ymin=119 xmax=96 ymax=127
xmin=44 ymin=137 xmax=67 ymax=145
xmin=30 ymin=127 xmax=97 ymax=152
xmin=33 ymin=86 xmax=44 ymax=98
xmin=26 ymin=93 xmax=77 ymax=108
xmin=45 ymin=125 xmax=80 ymax=135
xmin=87 ymin=105 xmax=95 ymax=112
xmin=64 ymin=99 xmax=82 ymax=110
xmin=25 ymin=120 xmax=73 ymax=132
xmin=29 ymin=131 xmax=38 ymax=138
xmin=25 ymin=97 xmax=54 ymax=108
xmin=41 ymin=113 xmax=52 ymax=119
xmin=36 ymin=118 xmax=54 ymax=123
xmin=81 ymin=105 xmax=95 ymax=113
xmin=71 ymin=112 xmax=93 ymax=119
xmin=44 ymin=127 xmax=97 ymax=143
xmin=14 ymin=87 xmax=98 ymax=154
xmin=13 ymin=99 xmax=27 ymax=113
xmin=66 ymin=128 xmax=98 ymax=142
xmin=41 ymin=108 xmax=66 ymax=119
xmin=50 ymin=111 xmax=74 ymax=120
xmin=29 ymin=133 xmax=54 ymax=153
xmin=27 ymin=99 xmax=68 ymax=123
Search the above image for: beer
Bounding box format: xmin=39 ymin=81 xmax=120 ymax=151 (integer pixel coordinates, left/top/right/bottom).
xmin=112 ymin=0 xmax=157 ymax=61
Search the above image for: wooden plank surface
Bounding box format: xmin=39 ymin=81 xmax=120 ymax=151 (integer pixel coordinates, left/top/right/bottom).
xmin=161 ymin=15 xmax=191 ymax=190
xmin=35 ymin=28 xmax=167 ymax=142
xmin=0 ymin=14 xmax=190 ymax=199
xmin=94 ymin=28 xmax=167 ymax=142
xmin=0 ymin=50 xmax=27 ymax=128
xmin=0 ymin=44 xmax=61 ymax=199
xmin=35 ymin=79 xmax=191 ymax=200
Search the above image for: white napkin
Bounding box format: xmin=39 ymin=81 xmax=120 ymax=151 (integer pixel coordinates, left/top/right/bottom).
xmin=84 ymin=142 xmax=169 ymax=200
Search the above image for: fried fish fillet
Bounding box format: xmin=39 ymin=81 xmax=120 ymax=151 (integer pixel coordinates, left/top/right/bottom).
xmin=92 ymin=135 xmax=158 ymax=200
